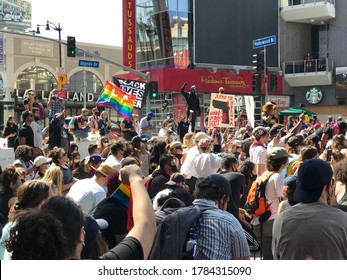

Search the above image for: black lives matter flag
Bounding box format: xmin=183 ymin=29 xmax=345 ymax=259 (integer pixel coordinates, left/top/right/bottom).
xmin=114 ymin=77 xmax=147 ymax=109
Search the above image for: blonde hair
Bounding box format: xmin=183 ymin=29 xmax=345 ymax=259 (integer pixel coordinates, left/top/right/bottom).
xmin=98 ymin=136 xmax=108 ymax=148
xmin=42 ymin=166 xmax=63 ymax=196
xmin=182 ymin=133 xmax=195 ymax=148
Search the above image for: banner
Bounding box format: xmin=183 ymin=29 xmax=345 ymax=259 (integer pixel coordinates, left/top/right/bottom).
xmin=117 ymin=78 xmax=147 ymax=109
xmin=208 ymin=93 xmax=235 ymax=128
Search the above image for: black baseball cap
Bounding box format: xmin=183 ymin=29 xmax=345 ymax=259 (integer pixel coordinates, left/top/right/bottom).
xmin=294 ymin=159 xmax=333 ymax=203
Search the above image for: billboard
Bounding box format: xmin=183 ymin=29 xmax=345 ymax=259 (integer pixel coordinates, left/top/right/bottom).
xmin=0 ymin=0 xmax=32 ymax=31
xmin=194 ymin=0 xmax=279 ymax=68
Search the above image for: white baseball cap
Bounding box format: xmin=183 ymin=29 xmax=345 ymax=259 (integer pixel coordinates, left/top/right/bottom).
xmin=34 ymin=156 xmax=52 ymax=167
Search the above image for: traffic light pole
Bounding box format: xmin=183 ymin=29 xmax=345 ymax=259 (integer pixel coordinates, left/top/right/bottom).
xmin=264 ymin=47 xmax=268 ymax=103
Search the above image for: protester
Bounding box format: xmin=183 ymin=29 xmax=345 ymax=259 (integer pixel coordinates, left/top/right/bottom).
xmin=2 ymin=115 xmax=18 ymax=148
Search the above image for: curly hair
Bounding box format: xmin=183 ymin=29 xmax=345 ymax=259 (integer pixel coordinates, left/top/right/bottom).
xmin=41 ymin=196 xmax=84 ymax=259
xmin=14 ymin=145 xmax=33 ymax=160
xmin=5 ymin=209 xmax=69 ymax=260
xmin=193 ymin=178 xmax=226 ymax=201
xmin=0 ymin=165 xmax=20 ymax=194
xmin=266 ymin=156 xmax=288 ymax=172
xmin=47 ymin=147 xmax=65 ymax=165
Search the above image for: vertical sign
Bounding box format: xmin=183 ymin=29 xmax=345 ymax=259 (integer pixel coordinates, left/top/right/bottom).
xmin=123 ymin=0 xmax=136 ymax=69
xmin=0 ymin=38 xmax=3 ymax=65
xmin=208 ymin=93 xmax=235 ymax=128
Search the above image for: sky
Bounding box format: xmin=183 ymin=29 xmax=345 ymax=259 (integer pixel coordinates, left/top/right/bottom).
xmin=30 ymin=0 xmax=123 ymax=47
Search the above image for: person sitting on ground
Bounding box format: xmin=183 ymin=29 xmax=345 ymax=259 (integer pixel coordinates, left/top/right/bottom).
xmin=33 ymin=156 xmax=52 ymax=179
xmin=66 ymin=163 xmax=116 ymax=214
xmin=42 ymin=166 xmax=63 ymax=196
xmin=192 ymin=174 xmax=250 ymax=260
xmin=4 ymin=209 xmax=69 ymax=260
xmin=13 ymin=145 xmax=36 ymax=181
xmin=104 ymin=140 xmax=126 ymax=171
xmin=0 ymin=166 xmax=22 ymax=228
xmin=48 ymin=147 xmax=77 ymax=194
xmin=0 ymin=180 xmax=52 ymax=260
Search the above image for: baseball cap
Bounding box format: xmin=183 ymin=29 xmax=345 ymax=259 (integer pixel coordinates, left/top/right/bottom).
xmin=204 ymin=174 xmax=231 ymax=197
xmin=33 ymin=156 xmax=52 ymax=167
xmin=131 ymin=135 xmax=142 ymax=144
xmin=147 ymin=111 xmax=154 ymax=117
xmin=166 ymin=172 xmax=185 ymax=186
xmin=198 ymin=138 xmax=212 ymax=149
xmin=89 ymin=154 xmax=106 ymax=164
xmin=269 ymin=124 xmax=284 ymax=138
xmin=267 ymin=147 xmax=292 ymax=159
xmin=83 ymin=214 xmax=108 ymax=246
xmin=190 ymin=85 xmax=196 ymax=90
xmin=252 ymin=126 xmax=269 ymax=138
xmin=194 ymin=132 xmax=212 ymax=142
xmin=294 ymin=159 xmax=333 ymax=203
xmin=232 ymin=139 xmax=242 ymax=147
xmin=287 ymin=136 xmax=304 ymax=147
xmin=170 ymin=141 xmax=183 ymax=149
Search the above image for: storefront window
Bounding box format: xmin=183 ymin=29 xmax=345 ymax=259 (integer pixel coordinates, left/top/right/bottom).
xmin=68 ymin=71 xmax=103 ymax=94
xmin=16 ymin=66 xmax=57 ymax=91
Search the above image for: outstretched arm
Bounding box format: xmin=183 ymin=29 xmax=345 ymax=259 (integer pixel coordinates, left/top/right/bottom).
xmin=180 ymin=82 xmax=188 ymax=99
xmin=119 ymin=165 xmax=156 ymax=259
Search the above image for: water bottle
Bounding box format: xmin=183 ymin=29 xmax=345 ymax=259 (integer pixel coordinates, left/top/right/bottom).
xmin=184 ymin=228 xmax=198 ymax=259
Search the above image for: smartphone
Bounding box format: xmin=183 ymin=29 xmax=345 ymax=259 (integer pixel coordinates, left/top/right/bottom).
xmin=326 ymin=149 xmax=332 ymax=162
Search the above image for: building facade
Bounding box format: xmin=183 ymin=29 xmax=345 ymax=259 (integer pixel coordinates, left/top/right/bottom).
xmin=118 ymin=0 xmax=347 ymax=128
xmin=0 ymin=31 xmax=123 ymax=126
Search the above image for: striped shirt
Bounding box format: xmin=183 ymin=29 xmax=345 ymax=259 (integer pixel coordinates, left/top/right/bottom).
xmin=193 ymin=199 xmax=250 ymax=260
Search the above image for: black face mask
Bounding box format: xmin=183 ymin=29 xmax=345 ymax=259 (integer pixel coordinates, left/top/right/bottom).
xmin=173 ymin=153 xmax=183 ymax=160
xmin=170 ymin=165 xmax=178 ymax=172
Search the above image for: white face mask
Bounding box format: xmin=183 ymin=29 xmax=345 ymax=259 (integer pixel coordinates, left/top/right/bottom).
xmin=336 ymin=189 xmax=346 ymax=204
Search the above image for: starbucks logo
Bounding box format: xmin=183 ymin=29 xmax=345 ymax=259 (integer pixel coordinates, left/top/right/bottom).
xmin=306 ymin=87 xmax=323 ymax=105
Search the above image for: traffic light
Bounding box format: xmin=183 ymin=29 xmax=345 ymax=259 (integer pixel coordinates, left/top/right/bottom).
xmin=252 ymin=50 xmax=265 ymax=73
xmin=252 ymin=74 xmax=261 ymax=93
xmin=269 ymin=74 xmax=278 ymax=92
xmin=149 ymin=81 xmax=159 ymax=99
xmin=67 ymin=36 xmax=76 ymax=57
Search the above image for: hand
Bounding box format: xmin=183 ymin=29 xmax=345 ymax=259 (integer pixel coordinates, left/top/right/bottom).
xmin=184 ymin=82 xmax=188 ymax=86
xmin=119 ymin=164 xmax=143 ymax=185
xmin=238 ymin=208 xmax=252 ymax=229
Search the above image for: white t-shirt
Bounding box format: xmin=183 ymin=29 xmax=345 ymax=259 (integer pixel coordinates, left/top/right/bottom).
xmin=180 ymin=146 xmax=199 ymax=178
xmin=250 ymin=144 xmax=267 ymax=165
xmin=66 ymin=178 xmax=106 ymax=214
xmin=194 ymin=153 xmax=222 ymax=178
xmin=31 ymin=121 xmax=43 ymax=149
xmin=13 ymin=159 xmax=35 ymax=181
xmin=104 ymin=154 xmax=121 ymax=171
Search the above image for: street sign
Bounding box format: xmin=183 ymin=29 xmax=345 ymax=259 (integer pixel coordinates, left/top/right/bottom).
xmin=78 ymin=60 xmax=100 ymax=68
xmin=253 ymin=35 xmax=276 ymax=49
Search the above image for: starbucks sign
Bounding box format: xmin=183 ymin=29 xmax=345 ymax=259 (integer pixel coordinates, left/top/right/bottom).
xmin=306 ymin=87 xmax=323 ymax=105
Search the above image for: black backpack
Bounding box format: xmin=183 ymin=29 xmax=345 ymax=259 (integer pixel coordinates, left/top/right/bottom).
xmin=149 ymin=205 xmax=205 ymax=260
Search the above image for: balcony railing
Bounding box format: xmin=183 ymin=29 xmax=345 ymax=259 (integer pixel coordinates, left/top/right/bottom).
xmin=281 ymin=0 xmax=335 ymax=7
xmin=282 ymin=58 xmax=333 ymax=75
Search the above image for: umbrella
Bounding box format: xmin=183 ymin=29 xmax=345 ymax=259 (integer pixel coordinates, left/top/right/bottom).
xmin=279 ymin=106 xmax=316 ymax=116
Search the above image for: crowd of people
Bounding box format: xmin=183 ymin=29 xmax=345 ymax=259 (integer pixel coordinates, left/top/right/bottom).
xmin=1 ymin=88 xmax=347 ymax=260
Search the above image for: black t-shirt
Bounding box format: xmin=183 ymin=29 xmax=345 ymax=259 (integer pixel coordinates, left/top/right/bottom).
xmin=98 ymin=236 xmax=143 ymax=260
xmin=93 ymin=197 xmax=128 ymax=248
xmin=3 ymin=124 xmax=18 ymax=148
xmin=19 ymin=124 xmax=35 ymax=147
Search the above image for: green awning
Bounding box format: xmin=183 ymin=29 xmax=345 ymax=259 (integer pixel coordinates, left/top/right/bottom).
xmin=279 ymin=106 xmax=316 ymax=116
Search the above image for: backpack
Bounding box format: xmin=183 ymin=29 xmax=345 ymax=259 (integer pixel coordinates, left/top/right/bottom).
xmin=148 ymin=205 xmax=205 ymax=260
xmin=244 ymin=171 xmax=275 ymax=223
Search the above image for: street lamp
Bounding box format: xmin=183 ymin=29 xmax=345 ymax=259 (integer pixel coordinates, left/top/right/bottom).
xmin=36 ymin=21 xmax=62 ymax=68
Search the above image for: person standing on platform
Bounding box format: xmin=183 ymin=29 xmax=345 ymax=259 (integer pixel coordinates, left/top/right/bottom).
xmin=180 ymin=82 xmax=201 ymax=132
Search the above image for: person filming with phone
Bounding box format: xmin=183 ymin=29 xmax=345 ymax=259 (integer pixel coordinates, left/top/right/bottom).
xmin=47 ymin=89 xmax=65 ymax=121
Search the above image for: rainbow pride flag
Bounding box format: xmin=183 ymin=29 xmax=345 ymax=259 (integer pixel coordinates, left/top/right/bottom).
xmin=96 ymin=80 xmax=136 ymax=121
xmin=111 ymin=183 xmax=131 ymax=208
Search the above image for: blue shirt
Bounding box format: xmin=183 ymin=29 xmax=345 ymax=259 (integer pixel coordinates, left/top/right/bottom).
xmin=193 ymin=199 xmax=250 ymax=260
